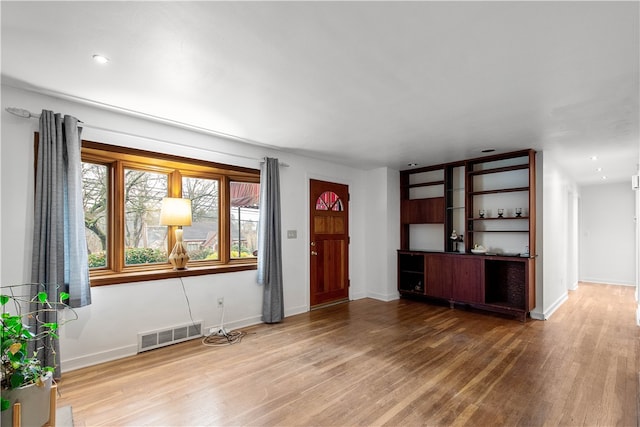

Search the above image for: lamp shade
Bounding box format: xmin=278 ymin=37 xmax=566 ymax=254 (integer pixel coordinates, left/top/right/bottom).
xmin=159 ymin=198 xmax=192 ymax=226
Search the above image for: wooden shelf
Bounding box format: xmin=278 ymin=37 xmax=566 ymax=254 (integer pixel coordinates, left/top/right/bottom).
xmin=406 ymin=180 xmax=445 ymax=189
xmin=400 ymin=269 xmax=423 ymax=275
xmin=467 ymin=230 xmax=529 ymax=233
xmin=467 ymin=163 xmax=529 ymax=176
xmin=469 ymin=187 xmax=529 ymax=196
xmin=398 ymin=289 xmax=424 ymax=296
xmin=469 ymin=216 xmax=529 ymax=221
xmin=399 ymin=149 xmax=536 ymax=320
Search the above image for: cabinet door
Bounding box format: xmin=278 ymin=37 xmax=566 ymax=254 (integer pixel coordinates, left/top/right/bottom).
xmin=452 ymin=257 xmax=483 ymax=303
xmin=425 ymin=255 xmax=451 ymax=299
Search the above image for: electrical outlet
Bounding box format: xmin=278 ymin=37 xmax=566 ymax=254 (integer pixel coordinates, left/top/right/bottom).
xmin=217 ymin=297 xmax=224 ymax=307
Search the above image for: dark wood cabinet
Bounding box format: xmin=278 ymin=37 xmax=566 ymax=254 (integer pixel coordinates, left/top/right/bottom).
xmin=398 ymin=251 xmax=532 ymax=320
xmin=401 ymin=198 xmax=445 ymax=224
xmin=398 ymin=149 xmax=536 ymax=320
xmin=452 ymin=256 xmax=483 ymax=303
xmin=425 ymin=254 xmax=452 ymax=299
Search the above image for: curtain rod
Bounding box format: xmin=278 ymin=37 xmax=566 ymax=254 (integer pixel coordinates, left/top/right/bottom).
xmin=5 ymin=107 xmax=289 ymax=167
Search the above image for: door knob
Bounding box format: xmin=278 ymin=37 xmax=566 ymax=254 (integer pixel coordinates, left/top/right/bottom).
xmin=311 ymin=250 xmax=318 ymax=256
xmin=310 ymin=241 xmax=316 ymax=246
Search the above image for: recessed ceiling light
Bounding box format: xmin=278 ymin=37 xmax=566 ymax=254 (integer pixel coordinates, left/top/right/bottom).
xmin=407 ymin=163 xmax=418 ymax=167
xmin=596 ymin=167 xmax=602 ymax=172
xmin=602 ymin=176 xmax=607 ymax=180
xmin=481 ymin=148 xmax=496 ymax=153
xmin=92 ymin=54 xmax=109 ymax=64
xmin=590 ymin=156 xmax=598 ymax=161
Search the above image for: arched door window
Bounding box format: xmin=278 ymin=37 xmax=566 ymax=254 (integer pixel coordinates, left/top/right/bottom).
xmin=315 ymin=191 xmax=344 ymax=211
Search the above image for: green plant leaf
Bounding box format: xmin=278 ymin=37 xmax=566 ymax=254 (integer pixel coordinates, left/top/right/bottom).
xmin=60 ymin=292 xmax=70 ymax=302
xmin=1 ymin=397 xmax=10 ymax=412
xmin=0 ymin=295 xmax=8 ymax=306
xmin=8 ymin=349 xmax=25 ymax=364
xmin=37 ymin=292 xmax=48 ymax=303
xmin=9 ymin=372 xmax=25 ymax=389
xmin=42 ymin=322 xmax=58 ymax=331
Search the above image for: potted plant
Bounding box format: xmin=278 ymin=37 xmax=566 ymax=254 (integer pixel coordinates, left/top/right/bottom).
xmin=1 ymin=283 xmax=76 ymax=426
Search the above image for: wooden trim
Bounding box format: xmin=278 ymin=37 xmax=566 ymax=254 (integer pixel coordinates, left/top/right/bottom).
xmin=112 ymin=160 xmax=124 ymax=273
xmin=469 ymin=216 xmax=530 ymax=221
xmin=80 ymin=140 xmax=260 ymax=285
xmin=401 ymin=164 xmax=446 ymax=174
xmin=220 ymin=176 xmax=231 ymax=264
xmin=47 ymin=384 xmax=57 ymax=427
xmin=466 ymin=163 xmax=529 ymax=176
xmin=464 ymin=148 xmax=533 ymax=165
xmin=89 ymin=263 xmax=257 ymax=286
xmin=528 ymin=150 xmax=537 ymax=258
xmin=82 ymin=140 xmax=259 ymax=176
xmin=399 ymin=150 xmax=532 ymax=174
xmin=469 ymin=186 xmax=529 ymax=196
xmin=405 ymin=180 xmax=445 ymax=189
xmin=12 ymin=402 xmax=20 ymax=427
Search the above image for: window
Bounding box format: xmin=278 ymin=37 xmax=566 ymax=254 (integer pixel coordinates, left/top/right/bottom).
xmin=315 ymin=191 xmax=344 ymax=211
xmin=124 ymin=168 xmax=169 ymax=266
xmin=80 ymin=141 xmax=260 ymax=286
xmin=182 ymin=176 xmax=220 ymax=261
xmin=230 ymin=182 xmax=260 ymax=258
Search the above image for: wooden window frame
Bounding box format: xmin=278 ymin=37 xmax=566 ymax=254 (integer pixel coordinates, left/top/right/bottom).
xmin=81 ymin=140 xmax=259 ymax=286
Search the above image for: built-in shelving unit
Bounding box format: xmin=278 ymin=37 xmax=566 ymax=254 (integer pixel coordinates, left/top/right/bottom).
xmin=398 ymin=149 xmax=536 ymax=321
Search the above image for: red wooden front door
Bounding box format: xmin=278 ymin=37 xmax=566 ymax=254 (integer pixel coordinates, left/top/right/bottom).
xmin=309 ymin=179 xmax=349 ymax=307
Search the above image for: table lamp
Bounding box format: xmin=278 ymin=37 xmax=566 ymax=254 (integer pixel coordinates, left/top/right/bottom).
xmin=160 ymin=197 xmax=192 ymax=270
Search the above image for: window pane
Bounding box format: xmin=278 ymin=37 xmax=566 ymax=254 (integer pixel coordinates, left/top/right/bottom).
xmin=124 ymin=168 xmax=168 ymax=265
xmin=82 ymin=162 xmax=108 ymax=269
xmin=230 ymin=182 xmax=260 ymax=259
xmin=316 ymin=191 xmax=343 ymax=211
xmin=182 ymin=176 xmax=220 ymax=261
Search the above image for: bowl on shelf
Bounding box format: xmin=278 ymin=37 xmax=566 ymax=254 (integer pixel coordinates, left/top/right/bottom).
xmin=471 ymin=245 xmax=487 ymax=255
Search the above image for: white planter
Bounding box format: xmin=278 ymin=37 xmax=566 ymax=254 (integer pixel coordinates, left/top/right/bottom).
xmin=1 ymin=372 xmax=53 ymax=427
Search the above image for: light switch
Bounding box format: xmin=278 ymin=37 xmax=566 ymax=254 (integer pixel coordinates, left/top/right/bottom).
xmin=287 ymin=230 xmax=297 ymax=239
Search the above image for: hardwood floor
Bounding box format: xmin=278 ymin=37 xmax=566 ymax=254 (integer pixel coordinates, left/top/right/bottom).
xmin=58 ymin=282 xmax=639 ymax=426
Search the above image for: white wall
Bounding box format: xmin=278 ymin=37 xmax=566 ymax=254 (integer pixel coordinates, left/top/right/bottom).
xmin=0 ymin=84 xmax=380 ymax=371
xmin=363 ymin=167 xmax=400 ymax=301
xmin=636 ymin=156 xmax=640 ymax=323
xmin=579 ymin=182 xmax=636 ymax=286
xmin=531 ymin=152 xmax=579 ymax=320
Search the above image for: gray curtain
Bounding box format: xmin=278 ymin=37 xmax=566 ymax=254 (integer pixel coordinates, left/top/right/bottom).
xmin=257 ymin=157 xmax=284 ymax=323
xmin=31 ymin=110 xmax=91 ymax=376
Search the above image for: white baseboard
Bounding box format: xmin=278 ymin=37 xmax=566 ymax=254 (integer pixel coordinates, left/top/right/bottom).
xmin=349 ymin=291 xmax=367 ymax=300
xmin=366 ymin=290 xmax=400 ymax=302
xmin=62 ymin=344 xmax=137 ymax=373
xmin=62 ymin=314 xmax=271 ymax=373
xmin=529 ymin=310 xmax=545 ymax=320
xmin=285 ymin=304 xmax=308 ymax=317
xmin=208 ymin=314 xmax=263 ymax=335
xmin=580 ymin=279 xmax=636 ymax=287
xmin=530 ymin=291 xmax=569 ymax=320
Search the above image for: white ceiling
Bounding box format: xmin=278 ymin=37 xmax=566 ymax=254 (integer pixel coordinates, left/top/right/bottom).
xmin=2 ymin=1 xmax=638 ymax=184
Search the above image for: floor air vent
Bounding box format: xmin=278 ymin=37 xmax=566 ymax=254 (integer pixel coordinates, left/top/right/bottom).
xmin=138 ymin=321 xmax=203 ymax=353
